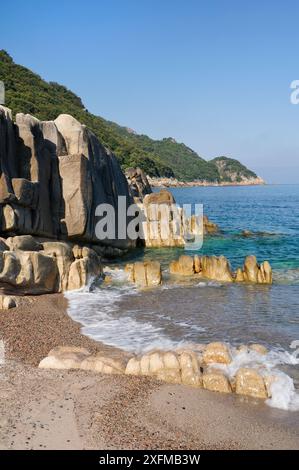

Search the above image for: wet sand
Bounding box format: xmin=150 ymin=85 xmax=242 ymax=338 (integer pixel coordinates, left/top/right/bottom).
xmin=0 ymin=294 xmax=298 ymax=450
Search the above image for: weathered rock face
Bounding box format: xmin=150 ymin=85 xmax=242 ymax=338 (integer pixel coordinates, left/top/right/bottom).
xmin=235 ymin=367 xmax=268 ymax=399
xmin=238 ymin=255 xmax=273 ymax=284
xmin=0 ymin=107 xmax=134 ymax=250
xmin=202 ymin=369 xmax=232 ymax=393
xmin=125 ymin=350 xmax=202 ymax=386
xmin=125 ymin=167 xmax=152 ymax=200
xmin=0 ymin=235 xmax=102 ymax=293
xmin=125 ymin=260 xmax=162 ymax=288
xmin=203 ymin=342 xmax=232 ymax=365
xmin=169 ymin=255 xmax=194 ymax=276
xmin=169 ymin=254 xmax=272 ymax=284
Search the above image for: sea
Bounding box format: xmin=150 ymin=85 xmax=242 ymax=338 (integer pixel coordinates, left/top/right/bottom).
xmin=65 ymin=184 xmax=299 ymax=411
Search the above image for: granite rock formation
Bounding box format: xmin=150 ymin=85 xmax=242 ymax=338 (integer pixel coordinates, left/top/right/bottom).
xmin=38 ymin=341 xmax=276 ymax=402
xmin=0 ymin=106 xmax=134 ymax=250
xmin=169 ymin=254 xmax=272 ymax=284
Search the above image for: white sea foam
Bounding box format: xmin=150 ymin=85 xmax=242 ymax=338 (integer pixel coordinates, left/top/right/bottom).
xmin=65 ymin=269 xmax=299 ymax=411
xmin=65 ymin=268 xmax=183 ymax=354
xmin=215 ymin=346 xmax=299 ymax=411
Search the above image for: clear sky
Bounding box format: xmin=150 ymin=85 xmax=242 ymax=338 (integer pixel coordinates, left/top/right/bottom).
xmin=1 ymin=0 xmax=299 ymax=183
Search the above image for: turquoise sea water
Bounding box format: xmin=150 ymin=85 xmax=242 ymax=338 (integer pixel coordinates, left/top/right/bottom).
xmin=170 ymin=184 xmax=299 ymax=277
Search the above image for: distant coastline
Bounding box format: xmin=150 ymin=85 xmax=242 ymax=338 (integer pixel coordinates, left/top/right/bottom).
xmin=147 ymin=176 xmax=266 ymax=188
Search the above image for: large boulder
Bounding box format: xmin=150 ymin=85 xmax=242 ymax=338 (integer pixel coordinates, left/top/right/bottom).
xmin=237 ymin=255 xmax=273 ymax=284
xmin=125 ymin=260 xmax=162 ymax=288
xmin=0 ymin=250 xmax=58 ymax=294
xmin=235 ymin=367 xmax=268 ymax=399
xmin=169 ymin=255 xmax=194 ymax=276
xmin=0 ymin=236 xmax=102 ymax=293
xmin=141 ymin=190 xmax=185 ymax=247
xmin=202 ymin=342 xmax=232 ymax=365
xmin=58 ymin=153 xmax=92 ymax=238
xmin=0 ymin=107 xmax=135 ymax=252
xmin=68 ymin=250 xmax=102 ymax=291
xmin=202 ymin=369 xmax=232 ymax=394
xmin=200 ymin=255 xmax=234 ymax=282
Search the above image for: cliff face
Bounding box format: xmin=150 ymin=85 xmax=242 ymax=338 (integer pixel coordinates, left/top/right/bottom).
xmin=0 ymin=106 xmax=134 ymax=249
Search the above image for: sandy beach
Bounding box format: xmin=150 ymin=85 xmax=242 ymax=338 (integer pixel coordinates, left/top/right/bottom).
xmin=0 ymin=294 xmax=298 ymax=450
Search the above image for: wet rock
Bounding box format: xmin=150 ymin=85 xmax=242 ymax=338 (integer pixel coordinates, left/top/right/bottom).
xmin=202 ymin=369 xmax=232 ymax=393
xmin=240 ymin=255 xmax=272 ymax=284
xmin=125 ymin=261 xmax=162 ymax=287
xmin=168 ymin=254 xmax=272 ymax=285
xmin=169 ymin=255 xmax=194 ymax=276
xmin=200 ymin=255 xmax=234 ymax=282
xmin=203 ymin=342 xmax=232 ymax=365
xmin=67 ymin=249 xmax=102 ymax=291
xmin=235 ymin=367 xmax=268 ymax=399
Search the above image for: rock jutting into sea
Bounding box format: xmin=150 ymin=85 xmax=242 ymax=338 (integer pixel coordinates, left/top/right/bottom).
xmin=169 ymin=254 xmax=272 ymax=284
xmin=124 ymin=254 xmax=272 ymax=288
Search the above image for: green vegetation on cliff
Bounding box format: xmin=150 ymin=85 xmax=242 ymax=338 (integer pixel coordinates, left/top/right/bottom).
xmin=0 ymin=50 xmax=260 ymax=182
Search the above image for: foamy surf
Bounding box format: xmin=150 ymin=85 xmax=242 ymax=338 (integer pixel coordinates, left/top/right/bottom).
xmin=215 ymin=346 xmax=299 ymax=411
xmin=65 ymin=268 xmax=184 ymax=353
xmin=65 ymin=268 xmax=299 ymax=411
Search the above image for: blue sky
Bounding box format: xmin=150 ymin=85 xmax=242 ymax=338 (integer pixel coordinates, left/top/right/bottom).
xmin=1 ymin=0 xmax=299 ymax=183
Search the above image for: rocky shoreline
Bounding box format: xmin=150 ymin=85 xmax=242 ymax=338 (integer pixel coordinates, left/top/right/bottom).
xmin=147 ymin=176 xmax=266 ymax=188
